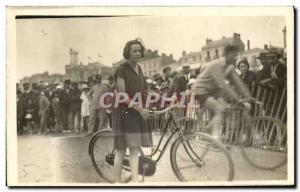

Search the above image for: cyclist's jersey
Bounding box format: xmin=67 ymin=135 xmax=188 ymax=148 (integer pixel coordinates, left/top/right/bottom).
xmin=192 ymin=57 xmax=251 ymax=102
xmin=192 ymin=58 xmax=230 ymax=95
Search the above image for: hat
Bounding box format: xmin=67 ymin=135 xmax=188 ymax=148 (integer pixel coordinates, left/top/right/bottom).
xmin=163 ymin=66 xmax=171 ymax=74
xmin=153 ymin=73 xmax=163 ymax=81
xmin=95 ymin=74 xmax=102 ymax=80
xmin=160 ymin=82 xmax=169 ymax=90
xmin=64 ymin=79 xmax=71 ymax=84
xmin=107 ymin=75 xmax=114 ymax=81
xmin=102 ymin=80 xmax=109 ymax=85
xmin=146 ymin=79 xmax=153 ymax=84
xmin=257 ymin=52 xmax=267 ymax=60
xmin=71 ymin=82 xmax=78 ymax=87
xmin=81 ymin=84 xmax=88 ymax=89
xmin=182 ymin=65 xmax=190 ymax=70
xmin=23 ymin=82 xmax=29 ymax=87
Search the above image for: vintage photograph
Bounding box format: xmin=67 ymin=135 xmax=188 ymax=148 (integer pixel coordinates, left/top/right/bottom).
xmin=6 ymin=7 xmax=294 ymax=186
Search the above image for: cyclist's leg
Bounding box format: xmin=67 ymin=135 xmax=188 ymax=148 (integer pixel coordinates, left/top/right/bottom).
xmin=113 ymin=149 xmax=126 ymax=183
xmin=241 ymin=110 xmax=253 ymax=145
xmin=128 ymin=146 xmax=139 ymax=182
xmin=203 ymin=96 xmax=225 ymax=140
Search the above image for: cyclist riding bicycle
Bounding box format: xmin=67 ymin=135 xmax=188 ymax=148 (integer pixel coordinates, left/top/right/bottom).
xmin=191 ymin=45 xmax=255 ymax=142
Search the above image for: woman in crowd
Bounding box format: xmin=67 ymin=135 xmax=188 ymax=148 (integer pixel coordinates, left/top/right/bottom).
xmin=113 ymin=38 xmax=152 ymax=183
xmin=80 ymin=84 xmax=90 ymax=132
xmin=238 ymin=59 xmax=256 ymax=91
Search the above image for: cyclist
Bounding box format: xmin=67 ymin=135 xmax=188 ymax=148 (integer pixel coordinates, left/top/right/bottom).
xmin=191 ymin=45 xmax=255 ymax=142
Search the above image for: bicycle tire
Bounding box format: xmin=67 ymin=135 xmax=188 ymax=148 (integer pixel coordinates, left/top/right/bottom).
xmin=240 ymin=116 xmax=287 ymax=170
xmin=170 ymin=132 xmax=234 ymax=182
xmin=89 ymin=129 xmax=131 ymax=183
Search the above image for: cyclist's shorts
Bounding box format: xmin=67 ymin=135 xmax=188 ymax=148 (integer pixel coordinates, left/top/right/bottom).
xmin=194 ymin=91 xmax=224 ymax=105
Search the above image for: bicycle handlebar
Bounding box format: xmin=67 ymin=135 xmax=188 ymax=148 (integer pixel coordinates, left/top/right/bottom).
xmin=149 ymin=103 xmax=179 ymax=115
xmin=148 ymin=99 xmax=264 ymax=115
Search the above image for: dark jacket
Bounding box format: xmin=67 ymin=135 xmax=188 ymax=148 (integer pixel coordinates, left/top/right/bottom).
xmin=60 ymin=89 xmax=71 ymax=112
xmin=69 ymin=88 xmax=82 ymax=111
xmin=240 ymin=71 xmax=256 ymax=91
xmin=174 ymin=73 xmax=196 ymax=93
xmin=257 ymin=63 xmax=287 ymax=87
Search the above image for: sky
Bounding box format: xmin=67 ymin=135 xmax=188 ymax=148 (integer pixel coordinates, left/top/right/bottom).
xmin=16 ymin=16 xmax=286 ymax=80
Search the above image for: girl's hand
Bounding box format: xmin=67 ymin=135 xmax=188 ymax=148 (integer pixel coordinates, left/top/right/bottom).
xmin=138 ymin=107 xmax=151 ymax=120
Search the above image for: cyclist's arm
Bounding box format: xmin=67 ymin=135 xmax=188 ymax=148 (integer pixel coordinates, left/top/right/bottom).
xmin=210 ymin=64 xmax=240 ymax=102
xmin=228 ymin=69 xmax=252 ymax=99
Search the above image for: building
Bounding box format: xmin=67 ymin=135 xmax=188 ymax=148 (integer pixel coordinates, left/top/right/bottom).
xmin=19 ymin=71 xmax=65 ymax=86
xmin=201 ymin=33 xmax=245 ymax=62
xmin=112 ymin=49 xmax=176 ymax=78
xmin=175 ymin=51 xmax=202 ymax=75
xmin=65 ymin=48 xmax=113 ymax=82
xmin=140 ymin=51 xmax=176 ymax=78
xmin=241 ymin=47 xmax=265 ymax=72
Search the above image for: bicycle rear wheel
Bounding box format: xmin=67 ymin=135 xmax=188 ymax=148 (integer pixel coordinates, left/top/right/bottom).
xmin=240 ymin=116 xmax=287 ymax=170
xmin=89 ymin=129 xmax=131 ymax=183
xmin=170 ymin=132 xmax=234 ymax=182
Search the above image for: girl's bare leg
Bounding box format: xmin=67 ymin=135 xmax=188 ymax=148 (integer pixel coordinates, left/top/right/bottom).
xmin=129 ymin=146 xmax=139 ymax=182
xmin=113 ymin=149 xmax=126 ymax=183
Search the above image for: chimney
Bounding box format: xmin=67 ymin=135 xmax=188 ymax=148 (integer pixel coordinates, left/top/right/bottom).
xmin=282 ymin=26 xmax=287 ymax=48
xmin=222 ymin=36 xmax=226 ymax=39
xmin=70 ymin=48 xmax=75 ymax=65
xmin=154 ymin=50 xmax=158 ymax=56
xmin=182 ymin=51 xmax=186 ymax=56
xmin=74 ymin=51 xmax=78 ymax=65
xmin=162 ymin=53 xmax=166 ymax=58
xmin=264 ymin=44 xmax=268 ymax=50
xmin=206 ymin=39 xmax=212 ymax=45
xmin=233 ymin=33 xmax=241 ymax=39
xmin=247 ymin=40 xmax=250 ymax=50
xmin=170 ymin=54 xmax=173 ymax=59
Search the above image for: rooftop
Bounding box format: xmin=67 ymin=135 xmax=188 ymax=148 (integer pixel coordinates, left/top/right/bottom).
xmin=202 ymin=33 xmax=244 ymax=50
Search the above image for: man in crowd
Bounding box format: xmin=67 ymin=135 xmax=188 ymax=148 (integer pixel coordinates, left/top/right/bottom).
xmin=60 ymin=80 xmax=71 ymax=131
xmin=175 ymin=65 xmax=195 ymax=94
xmin=87 ymin=74 xmax=108 ymax=135
xmin=19 ymin=83 xmax=40 ymax=134
xmin=257 ymin=49 xmax=287 ymax=88
xmin=38 ymin=89 xmax=51 ymax=134
xmin=69 ymin=82 xmax=82 ymax=132
xmin=162 ymin=66 xmax=172 ymax=87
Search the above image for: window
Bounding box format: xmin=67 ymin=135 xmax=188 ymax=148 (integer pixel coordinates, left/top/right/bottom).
xmin=215 ymin=49 xmax=219 ymax=58
xmin=206 ymin=51 xmax=211 ymax=61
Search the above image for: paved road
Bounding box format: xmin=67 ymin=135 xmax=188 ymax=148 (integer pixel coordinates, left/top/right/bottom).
xmin=17 ymin=132 xmax=288 ymax=185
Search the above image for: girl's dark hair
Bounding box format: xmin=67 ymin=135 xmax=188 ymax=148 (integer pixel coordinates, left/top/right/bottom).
xmin=238 ymin=59 xmax=250 ymax=69
xmin=123 ymin=38 xmax=145 ymax=59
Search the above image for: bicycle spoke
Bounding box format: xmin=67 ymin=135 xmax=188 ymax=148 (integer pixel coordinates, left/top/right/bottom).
xmin=171 ymin=133 xmax=234 ymax=182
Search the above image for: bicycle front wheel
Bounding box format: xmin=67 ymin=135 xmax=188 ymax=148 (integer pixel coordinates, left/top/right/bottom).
xmin=170 ymin=132 xmax=234 ymax=182
xmin=240 ymin=116 xmax=287 ymax=170
xmin=89 ymin=129 xmax=131 ymax=183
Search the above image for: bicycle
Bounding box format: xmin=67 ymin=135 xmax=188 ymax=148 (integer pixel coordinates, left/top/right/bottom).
xmin=179 ymin=101 xmax=287 ymax=171
xmin=89 ymin=104 xmax=234 ymax=183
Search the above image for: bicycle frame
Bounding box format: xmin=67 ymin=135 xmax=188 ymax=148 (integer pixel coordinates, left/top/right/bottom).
xmin=144 ymin=111 xmax=204 ymax=167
